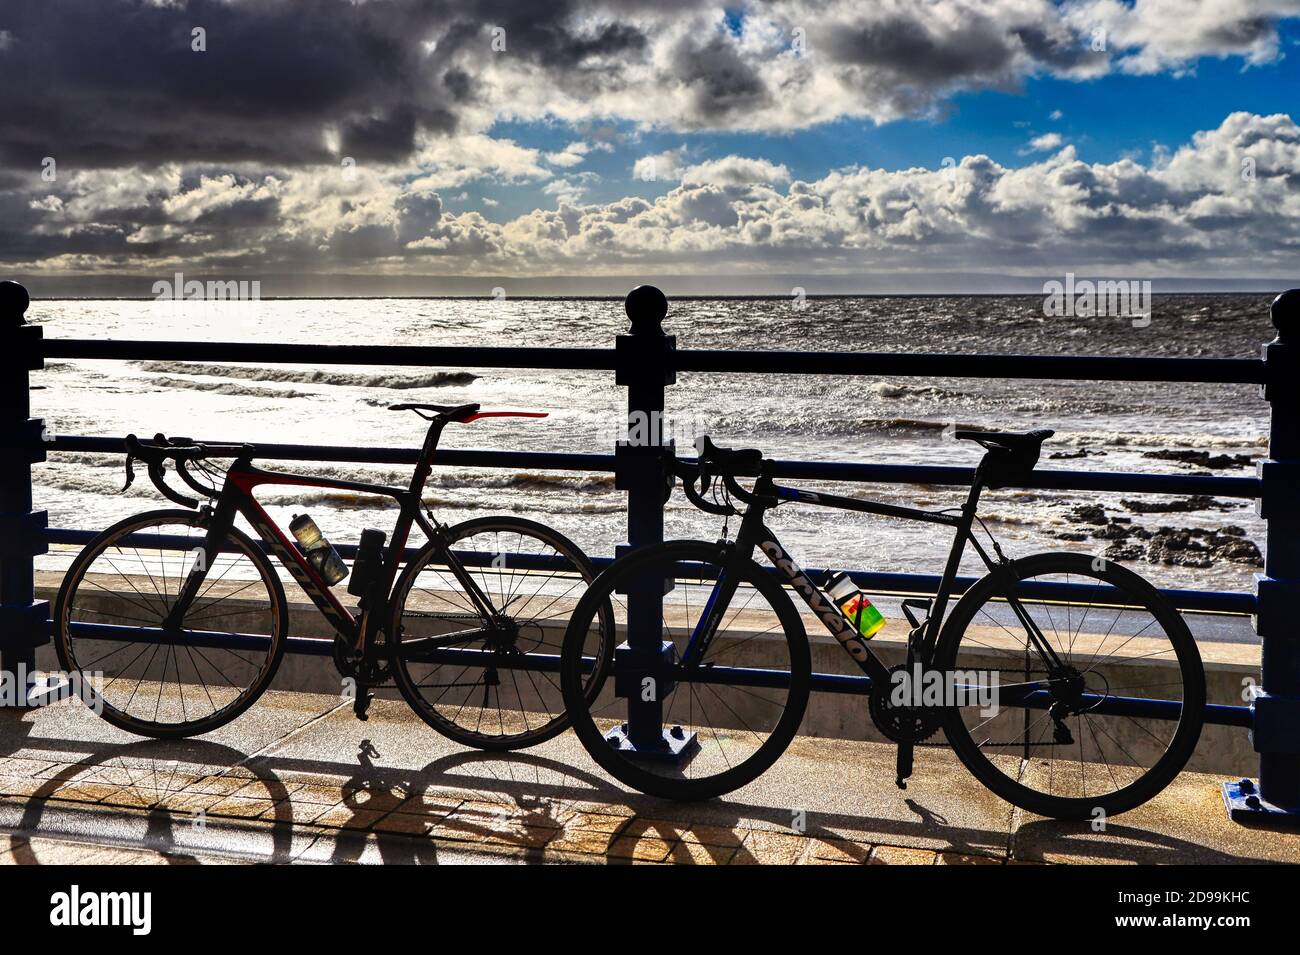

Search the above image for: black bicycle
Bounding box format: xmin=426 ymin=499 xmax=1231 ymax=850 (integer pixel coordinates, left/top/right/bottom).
xmin=55 ymin=402 xmax=614 ymax=748
xmin=559 ymin=429 xmax=1205 ymax=819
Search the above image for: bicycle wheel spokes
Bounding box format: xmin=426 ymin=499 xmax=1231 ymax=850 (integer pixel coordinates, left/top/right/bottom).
xmin=942 ymin=554 xmax=1203 ymax=817
xmin=566 ymin=545 xmax=809 ymax=799
xmin=392 ymin=518 xmax=609 ymax=750
xmin=58 ymin=513 xmax=283 ymax=736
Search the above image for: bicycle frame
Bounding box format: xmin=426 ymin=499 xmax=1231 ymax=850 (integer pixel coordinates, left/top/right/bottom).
xmin=163 ymin=417 xmax=501 ymax=659
xmin=684 ymin=468 xmax=1066 ymax=681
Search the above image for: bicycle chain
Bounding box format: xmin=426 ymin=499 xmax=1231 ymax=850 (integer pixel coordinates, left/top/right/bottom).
xmin=904 ymin=667 xmax=1097 ymax=749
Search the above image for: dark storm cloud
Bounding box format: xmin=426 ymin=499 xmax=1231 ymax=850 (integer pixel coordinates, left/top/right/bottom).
xmin=0 ymin=0 xmax=434 ymax=167
xmin=671 ymin=33 xmax=770 ymax=122
xmin=823 ymin=15 xmax=1019 ymax=86
xmin=0 ymin=0 xmax=649 ymax=169
xmin=0 ymin=0 xmax=1097 ymax=171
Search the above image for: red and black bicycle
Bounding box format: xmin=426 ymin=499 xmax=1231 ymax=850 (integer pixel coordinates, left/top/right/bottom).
xmin=53 ymin=403 xmax=614 ymax=748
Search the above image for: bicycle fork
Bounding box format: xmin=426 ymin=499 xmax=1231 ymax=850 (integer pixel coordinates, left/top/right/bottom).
xmin=162 ymin=503 xmax=235 ymax=632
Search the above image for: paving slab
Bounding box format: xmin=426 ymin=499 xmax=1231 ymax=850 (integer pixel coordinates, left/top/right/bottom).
xmin=1012 ymin=762 xmax=1300 ymax=864
xmin=1 ymin=687 xmax=1297 ymax=865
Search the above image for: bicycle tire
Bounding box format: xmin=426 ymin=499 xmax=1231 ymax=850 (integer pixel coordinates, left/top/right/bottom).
xmin=54 ymin=508 xmax=288 ymax=739
xmin=935 ymin=551 xmax=1205 ymax=819
xmin=389 ymin=516 xmax=614 ymax=750
xmin=560 ymin=540 xmax=811 ymax=800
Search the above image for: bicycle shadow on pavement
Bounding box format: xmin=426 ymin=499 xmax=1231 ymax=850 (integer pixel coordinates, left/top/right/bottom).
xmin=1 ymin=730 xmax=298 ymax=864
xmin=387 ymin=748 xmax=1011 ymax=864
xmin=1012 ymin=817 xmax=1283 ymax=865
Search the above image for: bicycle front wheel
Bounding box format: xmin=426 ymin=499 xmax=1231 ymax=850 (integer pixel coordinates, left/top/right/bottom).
xmin=54 ymin=509 xmax=288 ymax=738
xmin=560 ymin=540 xmax=811 ymax=800
xmin=389 ymin=517 xmax=613 ymax=750
xmin=935 ymin=552 xmax=1205 ymax=819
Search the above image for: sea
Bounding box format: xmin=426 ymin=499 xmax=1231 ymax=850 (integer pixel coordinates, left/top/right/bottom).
xmin=28 ymin=293 xmax=1275 ymax=596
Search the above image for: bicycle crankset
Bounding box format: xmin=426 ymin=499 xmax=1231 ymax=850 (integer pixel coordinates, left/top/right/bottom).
xmin=869 ymin=663 xmax=945 ymax=744
xmin=333 ymin=633 xmax=392 ymax=684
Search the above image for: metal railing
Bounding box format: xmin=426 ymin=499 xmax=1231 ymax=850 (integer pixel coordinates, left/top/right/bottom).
xmin=2 ymin=278 xmax=1298 ymax=825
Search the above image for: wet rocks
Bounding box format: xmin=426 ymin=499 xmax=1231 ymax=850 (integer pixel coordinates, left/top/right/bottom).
xmin=1100 ymin=525 xmax=1262 ymax=568
xmin=1141 ymin=450 xmax=1256 ymax=470
xmin=1066 ymin=504 xmax=1108 ymax=525
xmin=1049 ymin=448 xmax=1108 ymax=460
xmin=1121 ymin=495 xmax=1240 ymax=513
xmin=1139 ymin=527 xmax=1262 ymax=568
xmin=1055 ymin=502 xmax=1263 ymax=568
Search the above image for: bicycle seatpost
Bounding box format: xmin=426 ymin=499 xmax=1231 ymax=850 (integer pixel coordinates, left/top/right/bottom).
xmin=407 ymin=416 xmax=449 ymax=497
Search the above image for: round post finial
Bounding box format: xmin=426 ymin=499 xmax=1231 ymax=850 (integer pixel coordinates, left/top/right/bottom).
xmin=625 ymin=285 xmax=668 ymax=335
xmin=0 ymin=280 xmax=30 ymax=326
xmin=1271 ymin=289 xmax=1300 ymax=344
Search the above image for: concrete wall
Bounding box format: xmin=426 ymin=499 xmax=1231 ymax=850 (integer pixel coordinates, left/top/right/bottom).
xmin=37 ymin=583 xmax=1258 ymax=776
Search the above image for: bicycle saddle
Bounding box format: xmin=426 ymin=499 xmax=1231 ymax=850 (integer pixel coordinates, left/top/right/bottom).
xmin=388 ymin=402 xmax=480 ymax=421
xmin=953 ymin=428 xmax=1054 ymax=452
xmin=957 ymin=429 xmax=1054 ymax=489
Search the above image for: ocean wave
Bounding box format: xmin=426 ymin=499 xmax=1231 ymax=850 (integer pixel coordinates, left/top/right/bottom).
xmin=146 ymin=376 xmax=317 ymax=399
xmin=37 ymin=470 xmax=154 ymax=498
xmin=857 ymin=417 xmax=972 ymax=433
xmin=864 ymin=381 xmax=963 ymax=400
xmin=37 ymin=464 xmax=616 ymax=500
xmin=1051 ymin=429 xmax=1267 ymax=450
xmin=260 ymin=488 xmax=622 ymax=515
xmin=135 ymin=361 xmax=477 ymax=389
xmin=436 ymin=471 xmax=615 ymax=492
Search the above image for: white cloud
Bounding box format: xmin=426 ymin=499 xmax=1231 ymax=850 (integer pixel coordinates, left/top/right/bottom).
xmin=406 ymin=134 xmax=552 ymax=191
xmin=11 ymin=112 xmax=1300 ymax=279
xmin=1021 ymin=132 xmax=1065 ymax=154
xmin=632 ymin=148 xmax=688 ymax=183
xmin=1064 ymin=0 xmax=1297 ymax=76
xmin=544 ymin=141 xmax=592 ymax=168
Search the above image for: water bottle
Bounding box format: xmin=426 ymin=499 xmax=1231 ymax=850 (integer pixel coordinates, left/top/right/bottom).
xmin=824 ymin=571 xmax=885 ymax=639
xmin=289 ymin=513 xmax=349 ymax=586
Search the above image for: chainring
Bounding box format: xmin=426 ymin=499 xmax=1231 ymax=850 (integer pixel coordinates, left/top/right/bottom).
xmin=333 ymin=633 xmax=392 ymax=684
xmin=869 ymin=663 xmax=944 ymax=744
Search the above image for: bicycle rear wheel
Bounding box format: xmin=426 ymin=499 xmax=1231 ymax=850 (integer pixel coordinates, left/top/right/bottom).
xmin=935 ymin=552 xmax=1205 ymax=819
xmin=389 ymin=517 xmax=613 ymax=750
xmin=560 ymin=540 xmax=811 ymax=800
xmin=54 ymin=509 xmax=288 ymax=738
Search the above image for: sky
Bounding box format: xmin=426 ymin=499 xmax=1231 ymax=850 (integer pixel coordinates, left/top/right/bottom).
xmin=2 ymin=0 xmax=1300 ymax=294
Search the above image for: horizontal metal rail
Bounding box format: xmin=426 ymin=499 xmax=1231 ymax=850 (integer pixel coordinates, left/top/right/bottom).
xmin=673 ymin=349 xmax=1267 ymax=384
xmin=39 ymin=339 xmax=1267 ymax=385
xmin=42 ymin=339 xmax=617 ymax=371
xmin=58 ymin=622 xmax=1251 ymax=728
xmin=40 ymin=528 xmax=1258 ymax=615
xmin=47 ymin=435 xmax=1262 ymax=497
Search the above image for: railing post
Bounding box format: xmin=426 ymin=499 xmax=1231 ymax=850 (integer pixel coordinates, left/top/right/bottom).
xmin=607 ymin=285 xmax=693 ymax=758
xmin=1225 ymin=288 xmax=1300 ymax=824
xmin=0 ymin=281 xmax=50 ymax=707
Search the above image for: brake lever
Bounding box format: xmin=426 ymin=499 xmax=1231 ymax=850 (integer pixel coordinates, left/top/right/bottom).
xmin=122 ymin=455 xmax=136 ymax=493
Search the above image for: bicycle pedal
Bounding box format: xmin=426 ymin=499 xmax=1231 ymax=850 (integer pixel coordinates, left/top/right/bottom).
xmin=353 ymin=688 xmax=373 ymax=721
xmin=895 ymin=742 xmax=914 ymax=791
